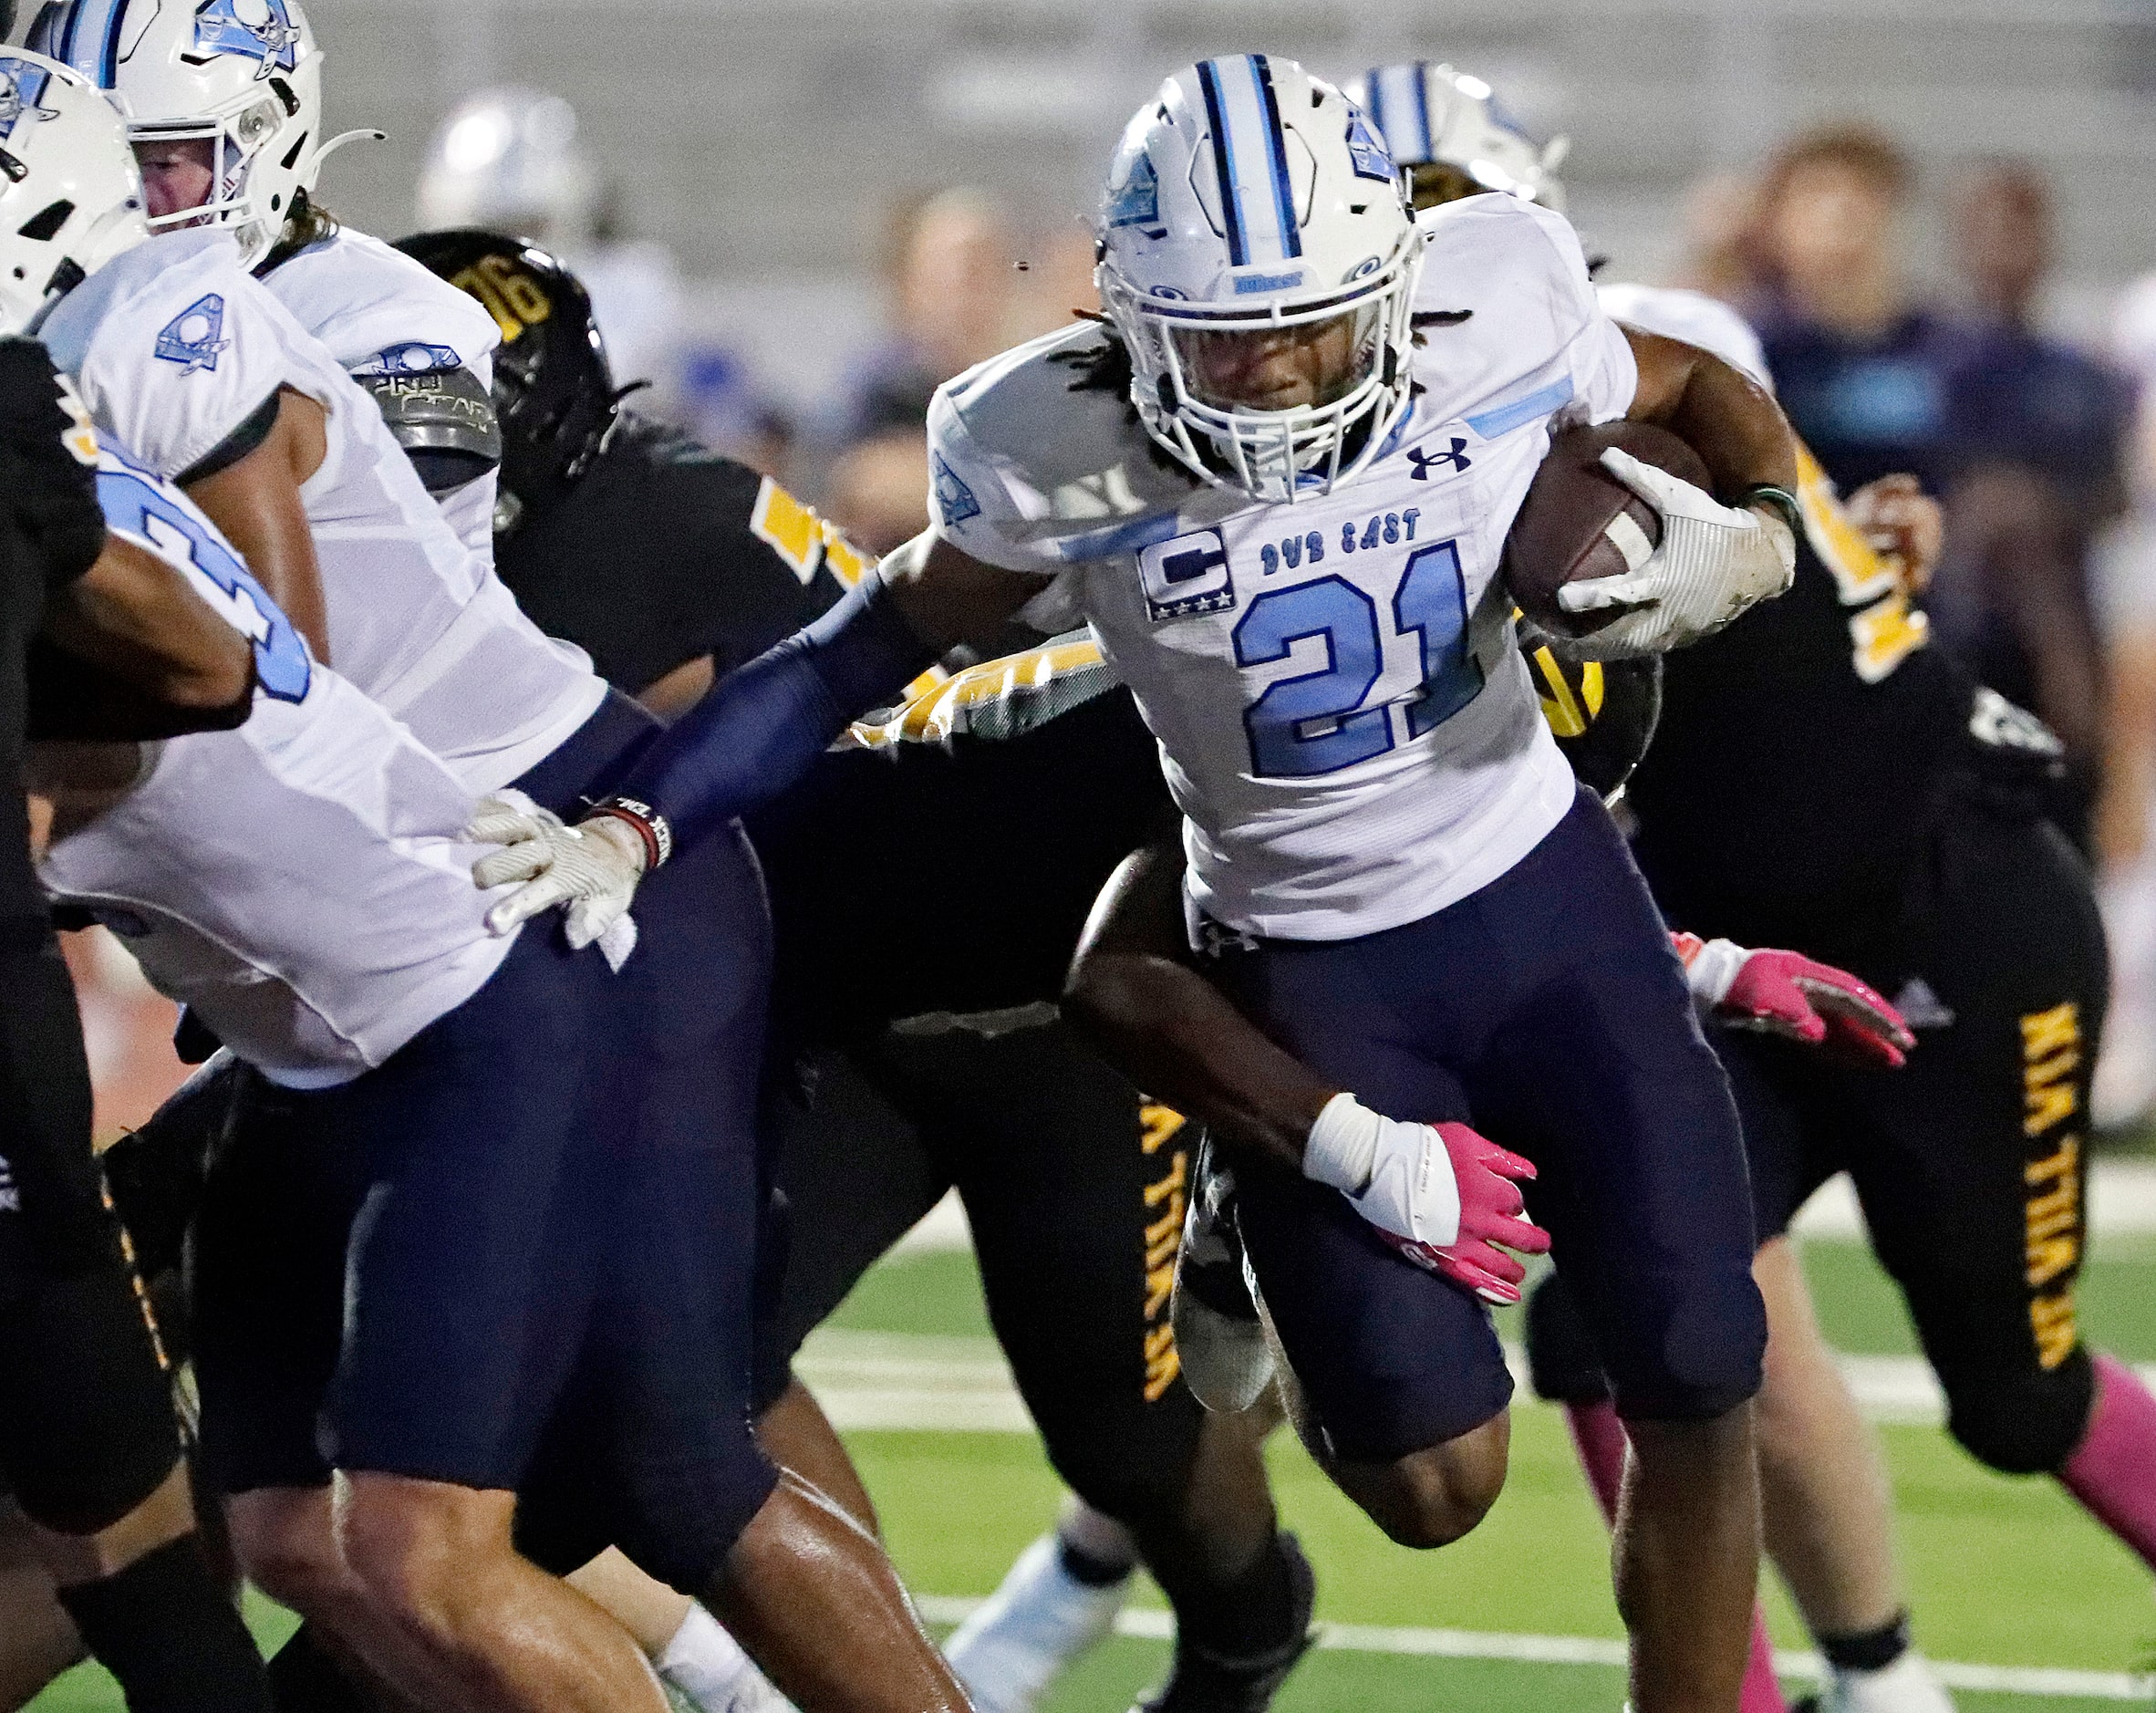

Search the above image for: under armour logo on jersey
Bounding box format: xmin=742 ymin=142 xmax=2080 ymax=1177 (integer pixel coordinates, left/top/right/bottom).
xmin=155 ymin=295 xmax=231 ymax=374
xmin=0 ymin=57 xmax=57 ymax=142
xmin=195 ymin=0 xmax=304 ymax=78
xmin=1406 ymin=439 xmax=1472 ymax=481
xmin=358 ymin=341 xmax=461 ymax=376
xmin=1344 ymin=110 xmax=1395 ymax=183
xmin=1891 ymin=978 xmax=1955 ymax=1032
xmin=931 ymin=452 xmax=981 ymax=527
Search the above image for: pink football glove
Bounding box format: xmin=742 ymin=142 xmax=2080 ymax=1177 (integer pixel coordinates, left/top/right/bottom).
xmin=1673 ymin=932 xmax=1915 ymax=1068
xmin=1305 ymin=1097 xmax=1552 ymax=1304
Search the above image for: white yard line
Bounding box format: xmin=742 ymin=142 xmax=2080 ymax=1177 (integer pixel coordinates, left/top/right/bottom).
xmin=895 ymin=1162 xmax=2156 ymax=1256
xmin=795 ymin=1329 xmax=2156 ymax=1435
xmin=908 ymin=1597 xmax=2156 ymax=1701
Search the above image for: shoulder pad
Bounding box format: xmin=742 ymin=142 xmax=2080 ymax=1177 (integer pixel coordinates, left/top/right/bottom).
xmin=354 ymin=363 xmax=503 ymax=494
xmin=845 ymin=636 xmax=1114 ymax=749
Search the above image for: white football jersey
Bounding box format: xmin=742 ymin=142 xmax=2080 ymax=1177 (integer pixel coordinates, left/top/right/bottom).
xmin=38 ymin=449 xmax=514 ymax=1089
xmin=262 ymin=224 xmax=505 ymax=559
xmin=929 ymin=194 xmax=1635 ymax=940
xmin=40 ymin=230 xmax=604 ymax=794
xmin=1596 ymin=283 xmax=1771 ymax=393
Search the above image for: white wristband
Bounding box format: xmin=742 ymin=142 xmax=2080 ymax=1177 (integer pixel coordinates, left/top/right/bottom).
xmin=1681 ymin=936 xmax=1749 ymax=1010
xmin=1304 ymin=1091 xmax=1381 ymax=1195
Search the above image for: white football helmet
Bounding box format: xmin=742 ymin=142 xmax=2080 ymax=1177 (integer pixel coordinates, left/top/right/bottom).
xmin=0 ymin=51 xmax=147 ymax=335
xmin=416 ymin=88 xmax=599 ymax=250
xmin=28 ymin=0 xmax=377 ymax=269
xmin=1346 ymin=63 xmax=1569 ymax=212
xmin=1097 ymin=55 xmax=1423 ymax=504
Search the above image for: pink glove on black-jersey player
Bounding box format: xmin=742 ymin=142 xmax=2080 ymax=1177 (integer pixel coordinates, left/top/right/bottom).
xmin=1674 ymin=931 xmax=1915 ymax=1068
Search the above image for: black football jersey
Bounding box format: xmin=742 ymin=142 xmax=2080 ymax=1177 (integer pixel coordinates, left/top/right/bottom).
xmin=492 ymin=414 xmax=857 ymax=696
xmin=1625 ymin=449 xmax=1980 ymax=950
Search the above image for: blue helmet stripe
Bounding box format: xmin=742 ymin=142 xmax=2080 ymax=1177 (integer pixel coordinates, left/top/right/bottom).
xmin=1362 ymin=67 xmax=1386 ymax=146
xmin=1249 ymin=56 xmax=1302 ymax=260
xmin=1195 ymin=58 xmax=1249 ymax=267
xmin=48 ymin=0 xmax=126 ymax=86
xmin=1412 ymin=62 xmax=1436 ymax=165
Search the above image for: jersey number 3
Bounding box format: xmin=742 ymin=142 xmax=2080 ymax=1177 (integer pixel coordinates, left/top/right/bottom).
xmin=98 ymin=470 xmax=312 ymax=705
xmin=1234 ymin=542 xmax=1482 ymax=778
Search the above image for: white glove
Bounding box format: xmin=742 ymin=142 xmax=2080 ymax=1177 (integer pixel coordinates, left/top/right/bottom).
xmin=1304 ymin=1093 xmax=1462 ymax=1247
xmin=1556 ymin=448 xmax=1796 ymax=659
xmin=466 ymin=792 xmax=643 ymax=970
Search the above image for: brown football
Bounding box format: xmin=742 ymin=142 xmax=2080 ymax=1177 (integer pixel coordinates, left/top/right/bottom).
xmin=1503 ymin=420 xmax=1713 ymax=637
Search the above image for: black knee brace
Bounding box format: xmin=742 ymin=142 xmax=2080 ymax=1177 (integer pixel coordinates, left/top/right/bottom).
xmin=1523 ymin=1272 xmax=1612 ymax=1407
xmin=0 ymin=1267 xmax=181 ymax=1533
xmin=1942 ymin=1346 xmax=2096 ymax=1476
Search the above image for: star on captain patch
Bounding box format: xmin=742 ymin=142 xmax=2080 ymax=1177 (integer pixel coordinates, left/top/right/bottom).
xmin=155 ymin=295 xmax=232 ymax=375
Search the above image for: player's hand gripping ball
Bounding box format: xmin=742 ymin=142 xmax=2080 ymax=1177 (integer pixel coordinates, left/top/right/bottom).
xmin=1506 ymin=420 xmax=1795 ymax=659
xmin=466 ymin=791 xmax=646 ymax=968
xmin=1305 ymin=1095 xmax=1552 ymax=1304
xmin=1675 ymin=933 xmax=1915 ymax=1068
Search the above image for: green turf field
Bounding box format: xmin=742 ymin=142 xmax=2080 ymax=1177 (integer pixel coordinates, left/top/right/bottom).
xmin=28 ymin=1227 xmax=2156 ymax=1712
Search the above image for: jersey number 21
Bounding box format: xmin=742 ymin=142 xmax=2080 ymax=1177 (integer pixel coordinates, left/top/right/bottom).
xmin=1235 ymin=541 xmax=1482 ymax=778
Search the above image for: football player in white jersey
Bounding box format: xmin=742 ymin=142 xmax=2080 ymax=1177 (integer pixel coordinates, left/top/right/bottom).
xmin=0 ymin=53 xmax=975 ymax=1713
xmin=479 ymin=54 xmax=1805 ymax=1713
xmin=28 ymin=0 xmax=508 ymax=561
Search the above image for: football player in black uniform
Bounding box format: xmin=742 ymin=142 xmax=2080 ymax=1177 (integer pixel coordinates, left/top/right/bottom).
xmin=0 ymin=335 xmax=274 ymax=1712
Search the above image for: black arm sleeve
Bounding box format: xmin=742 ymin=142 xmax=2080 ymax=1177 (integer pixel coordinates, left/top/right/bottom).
xmin=173 ymin=389 xmax=282 ymax=488
xmin=0 ymin=341 xmax=106 ymax=589
xmin=25 ymin=637 xmax=254 ymax=742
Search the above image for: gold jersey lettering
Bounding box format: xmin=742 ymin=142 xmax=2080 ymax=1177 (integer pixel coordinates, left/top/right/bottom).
xmin=1794 ymin=443 xmax=1929 ymax=681
xmin=2021 ymin=1002 xmax=2081 ymax=1138
xmin=1144 ymin=1324 xmax=1182 ymax=1402
xmin=2030 ymin=1290 xmax=2078 ymax=1370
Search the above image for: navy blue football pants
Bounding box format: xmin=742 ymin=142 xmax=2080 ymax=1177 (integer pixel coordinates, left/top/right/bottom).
xmin=193 ymin=694 xmax=781 ymax=1591
xmin=1204 ymin=784 xmax=1766 ymax=1462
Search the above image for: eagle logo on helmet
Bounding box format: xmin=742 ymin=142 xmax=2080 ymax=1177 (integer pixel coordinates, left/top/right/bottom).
xmin=0 ymin=58 xmax=59 ymax=142
xmin=1104 ymin=153 xmax=1163 ymax=235
xmin=193 ymin=0 xmax=304 ymax=80
xmin=1344 ymin=110 xmax=1396 ymax=184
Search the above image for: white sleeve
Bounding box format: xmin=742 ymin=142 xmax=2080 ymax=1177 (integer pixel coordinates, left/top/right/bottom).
xmin=1518 ymin=204 xmax=1638 ymax=424
xmin=925 ymin=383 xmax=1067 ymax=577
xmin=1597 ymin=283 xmax=1773 ymax=393
xmin=75 ymin=266 xmax=305 ymax=482
xmin=1415 ymin=196 xmax=1637 ymax=431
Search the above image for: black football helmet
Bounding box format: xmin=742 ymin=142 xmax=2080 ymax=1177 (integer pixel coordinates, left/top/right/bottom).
xmin=1526 ymin=644 xmax=1661 ymax=801
xmin=392 ymin=227 xmax=622 ymax=529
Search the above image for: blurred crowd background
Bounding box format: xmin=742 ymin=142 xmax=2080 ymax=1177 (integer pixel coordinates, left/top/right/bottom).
xmin=49 ymin=0 xmax=2156 ymax=1136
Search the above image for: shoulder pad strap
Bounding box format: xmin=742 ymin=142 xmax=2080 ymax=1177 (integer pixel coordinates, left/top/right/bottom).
xmin=353 ymin=364 xmax=503 ymax=494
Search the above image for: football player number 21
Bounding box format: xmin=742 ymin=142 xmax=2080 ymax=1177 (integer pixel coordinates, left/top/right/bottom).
xmin=1235 ymin=541 xmax=1482 ymax=778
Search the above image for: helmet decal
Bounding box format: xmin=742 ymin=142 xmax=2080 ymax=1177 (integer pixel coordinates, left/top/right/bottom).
xmin=1344 ymin=110 xmax=1395 ymax=184
xmin=0 ymin=57 xmax=59 ymax=140
xmin=193 ymin=0 xmax=301 ymax=78
xmin=930 ymin=452 xmax=981 ymax=527
xmin=1104 ymin=151 xmax=1161 ymax=232
xmin=1193 ymin=55 xmax=1301 ymax=266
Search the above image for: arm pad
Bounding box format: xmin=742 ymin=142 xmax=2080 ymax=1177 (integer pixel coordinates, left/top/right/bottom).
xmin=611 ymin=571 xmax=938 ymax=853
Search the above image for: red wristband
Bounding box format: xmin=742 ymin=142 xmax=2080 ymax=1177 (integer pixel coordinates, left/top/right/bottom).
xmin=587 ymin=797 xmax=672 ymax=872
